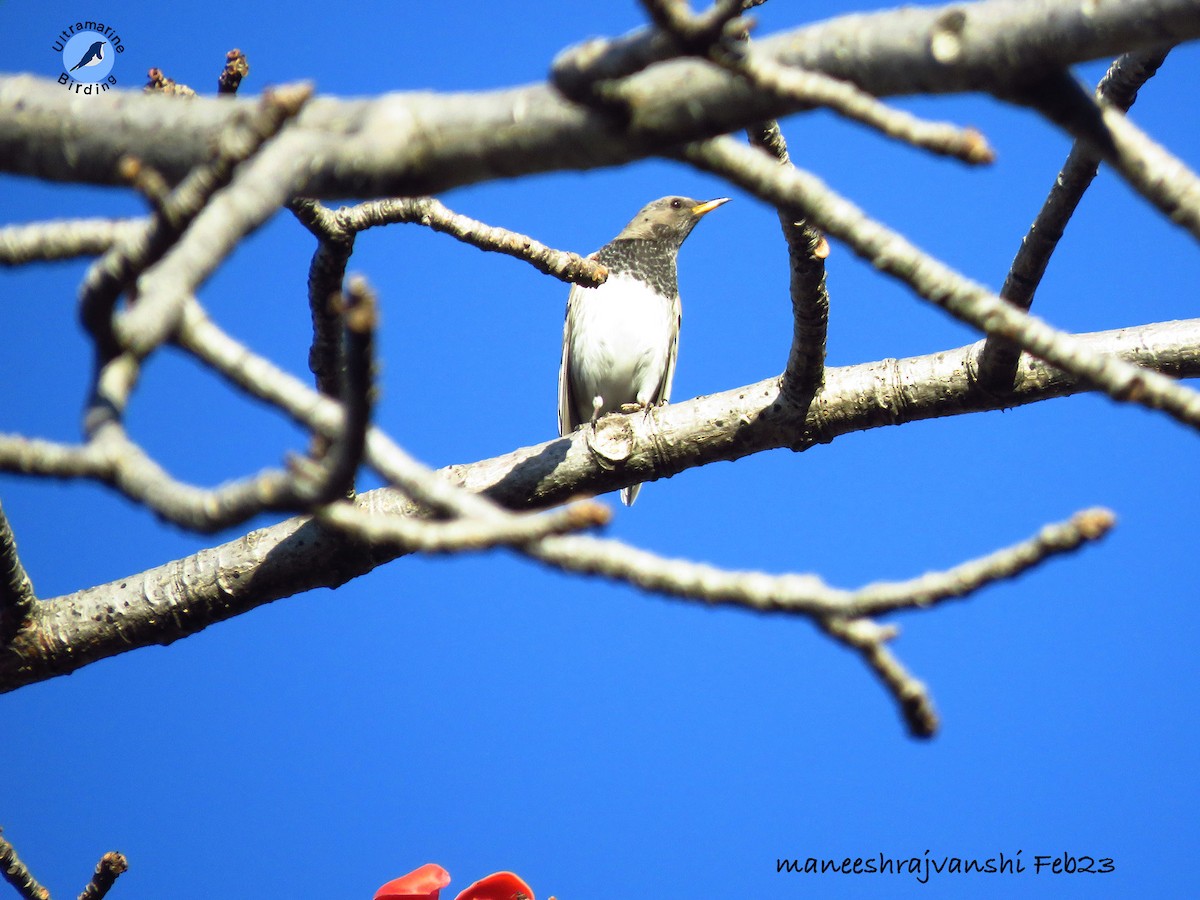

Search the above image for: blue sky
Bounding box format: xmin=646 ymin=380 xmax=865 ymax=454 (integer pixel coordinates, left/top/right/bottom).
xmin=2 ymin=2 xmax=1198 ymax=898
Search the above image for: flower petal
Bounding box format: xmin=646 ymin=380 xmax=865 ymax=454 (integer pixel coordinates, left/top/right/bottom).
xmin=375 ymin=863 xmax=453 ymax=900
xmin=453 ymin=871 xmax=535 ymax=900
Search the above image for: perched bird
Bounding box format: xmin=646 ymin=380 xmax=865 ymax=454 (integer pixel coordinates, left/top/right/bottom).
xmin=558 ymin=195 xmax=729 ymax=505
xmin=69 ymin=40 xmax=106 ymax=72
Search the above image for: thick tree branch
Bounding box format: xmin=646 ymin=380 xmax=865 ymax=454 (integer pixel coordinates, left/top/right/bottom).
xmin=1 ymin=0 xmax=1197 ymax=197
xmin=1 ymin=318 xmax=1194 ymax=693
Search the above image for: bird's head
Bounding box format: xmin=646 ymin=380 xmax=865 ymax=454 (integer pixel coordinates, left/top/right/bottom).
xmin=615 ymin=195 xmax=730 ymax=247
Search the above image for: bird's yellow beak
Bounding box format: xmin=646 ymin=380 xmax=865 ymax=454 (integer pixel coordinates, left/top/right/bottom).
xmin=691 ymin=197 xmax=731 ymax=216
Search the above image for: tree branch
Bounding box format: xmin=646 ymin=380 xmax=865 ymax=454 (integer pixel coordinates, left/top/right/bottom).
xmin=1 ymin=0 xmax=1197 ymax=196
xmin=2 ymin=318 xmax=1193 ymax=694
xmin=0 ymin=502 xmax=37 ymax=644
xmin=0 ymin=828 xmax=48 ymax=900
xmin=76 ymin=852 xmax=128 ymax=900
xmin=681 ymin=136 xmax=1200 ymax=433
xmin=0 ymin=219 xmax=141 ymax=266
xmin=1004 ymin=65 xmax=1200 ymax=246
xmin=746 ymin=121 xmax=829 ymax=405
xmin=978 ymin=48 xmax=1172 ymax=389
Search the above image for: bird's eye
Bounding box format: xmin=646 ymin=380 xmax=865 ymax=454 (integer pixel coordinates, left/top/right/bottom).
xmin=670 ymin=199 xmax=682 ymax=209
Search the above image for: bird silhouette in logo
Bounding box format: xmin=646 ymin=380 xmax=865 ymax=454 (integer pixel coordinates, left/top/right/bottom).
xmin=69 ymin=40 xmax=106 ymax=72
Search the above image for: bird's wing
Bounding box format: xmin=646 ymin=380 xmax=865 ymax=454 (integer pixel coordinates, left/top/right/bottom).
xmin=558 ymin=283 xmax=581 ymax=436
xmin=656 ymin=294 xmax=682 ymax=405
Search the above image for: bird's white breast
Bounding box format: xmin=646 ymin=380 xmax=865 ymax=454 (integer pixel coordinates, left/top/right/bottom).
xmin=568 ymin=272 xmax=677 ymax=418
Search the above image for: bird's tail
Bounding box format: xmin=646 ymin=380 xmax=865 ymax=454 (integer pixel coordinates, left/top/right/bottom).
xmin=620 ymin=483 xmax=641 ymax=506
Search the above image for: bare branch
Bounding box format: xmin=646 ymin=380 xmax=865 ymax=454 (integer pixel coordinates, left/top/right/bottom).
xmin=0 ymin=218 xmax=140 ymax=266
xmin=681 ymin=136 xmax=1200 ymax=433
xmin=3 ymin=1 xmax=1198 ymax=196
xmin=1005 ymin=64 xmax=1200 ymax=246
xmin=302 ymin=197 xmax=608 ymax=287
xmin=0 ymin=828 xmax=49 ymax=900
xmin=0 ymin=437 xmax=109 ymax=480
xmin=978 ymin=48 xmax=1172 ymax=389
xmin=110 ymin=83 xmax=314 ymax=359
xmin=747 ymin=121 xmax=829 ymax=404
xmin=76 ymin=852 xmax=128 ymax=900
xmin=291 ymin=198 xmax=355 ymax=408
xmin=88 ymin=428 xmax=305 ymax=533
xmin=819 ymin=617 xmax=939 ymax=739
xmin=78 ymin=82 xmax=313 ymax=359
xmin=293 ymin=275 xmax=377 ymax=504
xmin=145 ymin=67 xmax=196 ymax=97
xmin=289 ymin=194 xmax=606 ymax=421
xmin=734 ymin=51 xmax=994 ymax=164
xmin=317 ymin=497 xmax=611 ymax=553
xmin=526 ymin=508 xmax=1113 ymax=620
xmin=218 ymin=49 xmax=249 ymax=95
xmin=5 ymin=309 xmax=1183 ymax=694
xmin=0 ymin=502 xmax=37 ymax=643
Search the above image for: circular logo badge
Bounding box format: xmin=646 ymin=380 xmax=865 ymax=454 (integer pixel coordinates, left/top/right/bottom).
xmin=62 ymin=32 xmax=113 ymax=83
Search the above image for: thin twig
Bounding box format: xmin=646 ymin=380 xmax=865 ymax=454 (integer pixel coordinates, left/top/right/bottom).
xmin=89 ymin=425 xmax=305 ymax=533
xmin=112 ymin=83 xmax=314 ymax=358
xmin=639 ymin=0 xmax=748 ymax=52
xmin=76 ymin=852 xmax=128 ymax=900
xmin=1003 ymin=66 xmax=1200 ymax=245
xmin=820 ymin=616 xmax=939 ymax=739
xmin=176 ymin=296 xmax=593 ymax=528
xmin=681 ymin=136 xmax=1200 ymax=432
xmin=317 ymin=497 xmax=611 ymax=553
xmin=0 ymin=219 xmax=141 ymax=266
xmin=0 ymin=437 xmax=109 ymax=479
xmin=0 ymin=501 xmax=37 ymax=642
xmin=293 ymin=276 xmax=377 ymax=504
xmin=734 ymin=51 xmax=994 ymax=164
xmin=333 ymin=197 xmax=608 ymax=287
xmin=71 ymin=86 xmax=318 ymax=532
xmin=528 ymin=508 xmax=1114 ymax=619
xmin=144 ymin=67 xmax=196 ymax=96
xmin=747 ymin=121 xmax=829 ymax=404
xmin=0 ymin=828 xmax=49 ymax=900
xmin=290 ymin=199 xmax=355 ymax=403
xmin=0 ymin=408 xmax=316 ymax=534
xmin=977 ymin=48 xmax=1172 ymax=389
xmin=79 ymin=83 xmax=313 ymax=359
xmin=218 ymin=49 xmax=249 ymax=95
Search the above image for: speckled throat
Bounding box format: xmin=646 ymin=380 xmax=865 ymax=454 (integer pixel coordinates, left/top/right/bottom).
xmin=595 ymin=238 xmax=680 ymax=300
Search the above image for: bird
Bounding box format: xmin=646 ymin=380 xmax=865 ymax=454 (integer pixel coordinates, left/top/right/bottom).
xmin=69 ymin=41 xmax=106 ymax=72
xmin=558 ymin=195 xmax=729 ymax=506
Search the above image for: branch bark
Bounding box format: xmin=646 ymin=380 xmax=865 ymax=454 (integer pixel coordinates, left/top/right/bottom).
xmin=1 ymin=0 xmax=1198 ymax=197
xmin=2 ymin=318 xmax=1195 ymax=694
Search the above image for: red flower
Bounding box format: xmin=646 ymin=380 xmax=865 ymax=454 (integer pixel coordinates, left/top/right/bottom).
xmin=453 ymin=871 xmax=536 ymax=900
xmin=374 ymin=863 xmax=453 ymax=900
